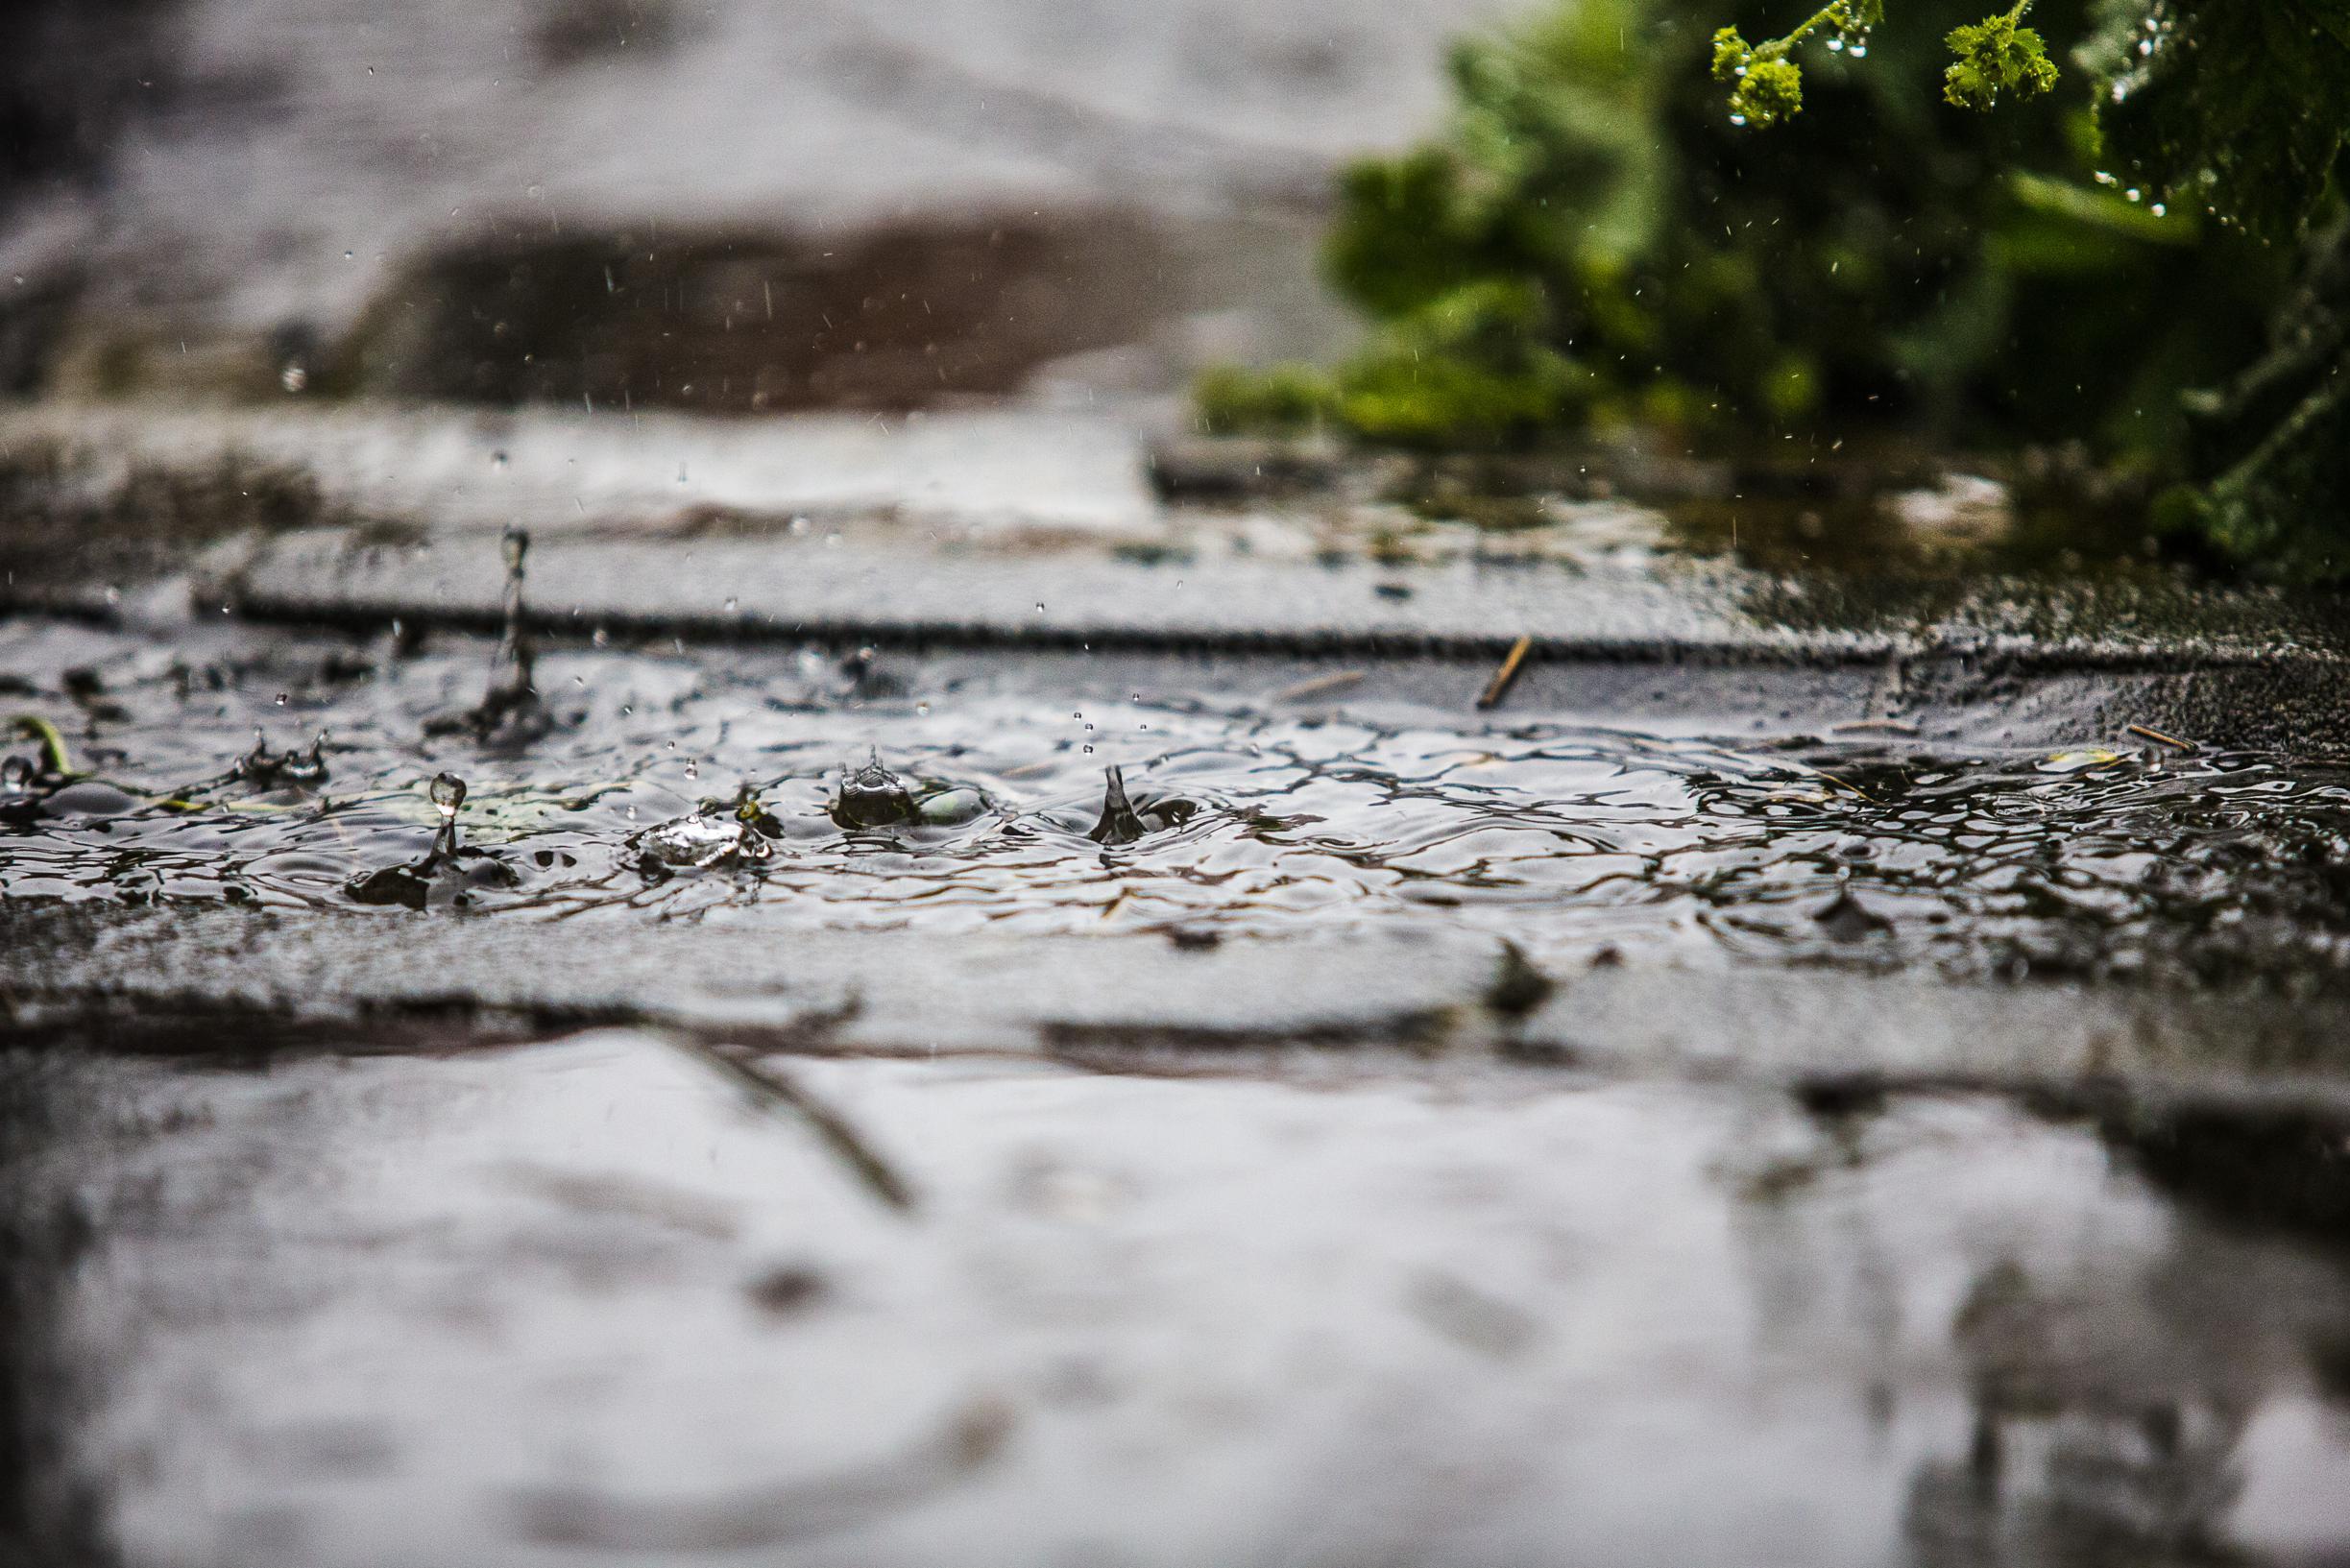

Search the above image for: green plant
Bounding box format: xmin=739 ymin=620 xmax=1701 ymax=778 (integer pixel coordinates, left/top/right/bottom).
xmin=1196 ymin=0 xmax=2349 ymax=578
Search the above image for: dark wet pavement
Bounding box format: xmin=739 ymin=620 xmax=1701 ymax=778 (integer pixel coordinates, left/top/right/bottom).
xmin=6 ymin=591 xmax=2350 ymax=1561
xmin=9 ymin=437 xmax=2350 ymax=1563
xmin=7 ymin=616 xmax=2350 ymax=989
xmin=10 ymin=1032 xmax=2350 ymax=1567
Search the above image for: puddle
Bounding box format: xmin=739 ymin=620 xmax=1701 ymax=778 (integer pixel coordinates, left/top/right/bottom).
xmin=6 ymin=1036 xmax=2350 ymax=1565
xmin=6 ymin=615 xmax=2350 ymax=990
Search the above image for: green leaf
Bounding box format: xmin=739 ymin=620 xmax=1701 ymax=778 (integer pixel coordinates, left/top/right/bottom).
xmin=2083 ymin=0 xmax=2350 ymax=241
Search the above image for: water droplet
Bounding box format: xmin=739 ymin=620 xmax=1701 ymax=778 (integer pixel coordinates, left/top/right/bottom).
xmin=429 ymin=772 xmax=466 ymax=820
xmin=684 ymin=760 xmax=700 ymax=780
xmin=1035 ymin=603 xmax=1047 ymax=615
xmin=279 ymin=363 xmax=307 ymax=393
xmin=724 ymin=597 xmax=739 ymax=613
xmin=274 ymin=692 xmax=289 ymax=705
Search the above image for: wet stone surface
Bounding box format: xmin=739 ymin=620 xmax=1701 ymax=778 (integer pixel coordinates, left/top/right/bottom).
xmin=5 ymin=1033 xmax=2350 ymax=1567
xmin=9 ymin=597 xmax=2350 ymax=1565
xmin=5 ymin=616 xmax=2350 ymax=990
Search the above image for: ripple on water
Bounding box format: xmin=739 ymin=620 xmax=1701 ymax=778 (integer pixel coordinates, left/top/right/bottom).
xmin=4 ymin=622 xmax=2350 ymax=987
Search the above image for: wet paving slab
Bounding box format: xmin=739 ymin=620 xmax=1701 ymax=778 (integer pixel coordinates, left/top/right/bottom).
xmin=10 ymin=430 xmax=2350 ymax=1559
xmin=7 ymin=1031 xmax=2350 ymax=1566
xmin=6 ymin=616 xmax=2350 ymax=987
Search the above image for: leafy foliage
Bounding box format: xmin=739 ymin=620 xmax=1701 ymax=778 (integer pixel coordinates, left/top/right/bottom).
xmin=1943 ymin=10 xmax=2060 ymax=109
xmin=2082 ymin=0 xmax=2350 ymax=243
xmin=1199 ymin=0 xmax=2283 ymax=455
xmin=1193 ymin=0 xmax=2350 ymax=580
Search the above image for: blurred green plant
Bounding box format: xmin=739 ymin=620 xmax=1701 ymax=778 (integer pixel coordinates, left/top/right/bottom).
xmin=1199 ymin=0 xmax=2350 ymax=579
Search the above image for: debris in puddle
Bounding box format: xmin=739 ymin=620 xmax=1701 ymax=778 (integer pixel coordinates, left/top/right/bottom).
xmin=10 ymin=712 xmax=73 ymax=776
xmin=2041 ymin=748 xmax=2129 ymax=774
xmin=1832 ymin=718 xmax=1922 ymax=736
xmin=1475 ymin=634 xmax=1534 ymax=711
xmin=2126 ymin=724 xmax=2198 ymax=754
xmin=664 ymin=1032 xmax=916 ymax=1213
xmin=743 ymin=1262 xmax=829 ymax=1317
xmin=1265 ymin=668 xmax=1367 ymax=705
xmin=1483 ymin=940 xmax=1556 ymax=1020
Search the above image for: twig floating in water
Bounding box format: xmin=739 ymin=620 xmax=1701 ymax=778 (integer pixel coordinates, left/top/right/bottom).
xmin=666 ymin=1032 xmax=917 ymax=1213
xmin=2126 ymin=724 xmax=2197 ymax=753
xmin=1268 ymin=669 xmax=1367 ymax=704
xmin=1476 ymin=636 xmax=1534 ymax=712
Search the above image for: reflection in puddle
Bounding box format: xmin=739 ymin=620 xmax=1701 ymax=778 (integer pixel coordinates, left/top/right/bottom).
xmin=6 ymin=618 xmax=2350 ymax=987
xmin=3 ymin=1042 xmax=2347 ymax=1565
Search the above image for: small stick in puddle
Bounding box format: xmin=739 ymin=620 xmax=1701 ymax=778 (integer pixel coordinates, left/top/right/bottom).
xmin=1268 ymin=668 xmax=1366 ymax=704
xmin=666 ymin=1033 xmax=917 ymax=1213
xmin=2126 ymin=724 xmax=2197 ymax=753
xmin=1832 ymin=719 xmax=1920 ymax=736
xmin=1477 ymin=636 xmax=1534 ymax=711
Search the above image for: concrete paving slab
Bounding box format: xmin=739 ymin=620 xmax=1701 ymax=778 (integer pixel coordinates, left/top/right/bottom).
xmin=12 ymin=904 xmax=2350 ymax=1115
xmin=7 ymin=1030 xmax=2350 ymax=1566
